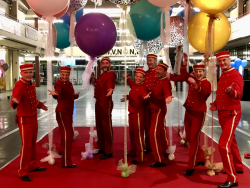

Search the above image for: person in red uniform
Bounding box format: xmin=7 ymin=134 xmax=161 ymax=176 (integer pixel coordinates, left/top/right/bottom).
xmin=210 ymin=51 xmax=244 ymax=188
xmin=144 ymin=54 xmax=159 ymax=154
xmin=93 ymin=57 xmax=116 ymax=160
xmin=171 ymin=53 xmax=211 ymax=176
xmin=149 ymin=62 xmax=174 ymax=168
xmin=10 ymin=64 xmax=48 ymax=182
xmin=48 ymin=67 xmax=80 ymax=168
xmin=121 ymin=68 xmax=150 ymax=164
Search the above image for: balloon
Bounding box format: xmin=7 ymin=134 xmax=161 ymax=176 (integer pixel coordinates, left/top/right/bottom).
xmin=176 ymin=9 xmax=198 ymax=18
xmin=60 ymin=8 xmax=84 ymax=25
xmin=68 ymin=0 xmax=87 ymax=13
xmin=170 ymin=16 xmax=184 ymax=47
xmin=54 ymin=23 xmax=70 ymax=49
xmin=169 ymin=5 xmax=173 ymax=16
xmin=110 ymin=0 xmax=141 ymax=6
xmin=234 ymin=58 xmax=242 ymax=68
xmin=191 ymin=0 xmax=236 ymax=15
xmin=121 ymin=171 xmax=128 ymax=178
xmin=148 ymin=0 xmax=178 ymax=7
xmin=87 ymin=153 xmax=93 ymax=160
xmin=230 ymin=62 xmax=235 ymax=68
xmin=130 ymin=0 xmax=161 ymax=41
xmin=188 ymin=12 xmax=231 ymax=53
xmin=32 ymin=5 xmax=69 ymax=19
xmin=48 ymin=158 xmax=55 ymax=165
xmin=133 ymin=37 xmax=163 ymax=56
xmin=242 ymin=60 xmax=248 ymax=68
xmin=27 ymin=0 xmax=70 ymax=17
xmin=75 ymin=13 xmax=117 ymax=57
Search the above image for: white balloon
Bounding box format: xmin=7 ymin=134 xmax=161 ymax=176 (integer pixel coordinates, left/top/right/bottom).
xmin=180 ymin=139 xmax=185 ymax=145
xmin=48 ymin=158 xmax=55 ymax=165
xmin=168 ymin=153 xmax=175 ymax=161
xmin=148 ymin=0 xmax=178 ymax=8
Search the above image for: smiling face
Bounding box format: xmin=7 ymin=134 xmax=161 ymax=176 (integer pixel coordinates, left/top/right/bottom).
xmin=194 ymin=70 xmax=205 ymax=80
xmin=147 ymin=57 xmax=157 ymax=70
xmin=60 ymin=72 xmax=70 ymax=82
xmin=101 ymin=60 xmax=111 ymax=72
xmin=218 ymin=57 xmax=231 ymax=70
xmin=20 ymin=70 xmax=34 ymax=82
xmin=155 ymin=66 xmax=167 ymax=78
xmin=135 ymin=72 xmax=144 ymax=85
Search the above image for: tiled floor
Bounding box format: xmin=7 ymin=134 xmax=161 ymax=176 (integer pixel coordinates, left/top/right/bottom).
xmin=0 ymin=85 xmax=250 ymax=169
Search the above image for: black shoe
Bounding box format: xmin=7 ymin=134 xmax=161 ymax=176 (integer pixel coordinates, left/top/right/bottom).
xmin=62 ymin=164 xmax=77 ymax=168
xmin=218 ymin=181 xmax=238 ymax=188
xmin=221 ymin=170 xmax=243 ymax=174
xmin=184 ymin=169 xmax=195 ymax=176
xmin=131 ymin=160 xmax=141 ymax=165
xmin=100 ymin=153 xmax=113 ymax=160
xmin=145 ymin=148 xmax=152 ymax=154
xmin=164 ymin=154 xmax=169 ymax=158
xmin=195 ymin=161 xmax=205 ymax=166
xmin=150 ymin=162 xmax=166 ymax=168
xmin=28 ymin=167 xmax=46 ymax=172
xmin=20 ymin=175 xmax=31 ymax=182
xmin=93 ymin=150 xmax=105 ymax=155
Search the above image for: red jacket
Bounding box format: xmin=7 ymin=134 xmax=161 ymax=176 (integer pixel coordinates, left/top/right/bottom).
xmin=10 ymin=78 xmax=44 ymax=117
xmin=150 ymin=76 xmax=172 ymax=110
xmin=213 ymin=67 xmax=244 ymax=110
xmin=145 ymin=68 xmax=157 ymax=92
xmin=175 ymin=63 xmax=211 ymax=112
xmin=54 ymin=78 xmax=78 ymax=114
xmin=94 ymin=71 xmax=116 ymax=101
xmin=127 ymin=78 xmax=148 ymax=113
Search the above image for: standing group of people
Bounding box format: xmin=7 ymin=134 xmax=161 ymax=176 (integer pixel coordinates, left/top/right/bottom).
xmin=11 ymin=51 xmax=244 ymax=188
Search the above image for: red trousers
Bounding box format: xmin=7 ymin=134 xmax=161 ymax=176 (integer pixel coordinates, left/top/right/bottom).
xmin=128 ymin=112 xmax=144 ymax=163
xmin=184 ymin=110 xmax=206 ymax=169
xmin=144 ymin=104 xmax=151 ymax=149
xmin=150 ymin=109 xmax=168 ymax=162
xmin=56 ymin=112 xmax=74 ymax=167
xmin=95 ymin=100 xmax=113 ymax=154
xmin=218 ymin=109 xmax=243 ymax=183
xmin=18 ymin=116 xmax=38 ymax=177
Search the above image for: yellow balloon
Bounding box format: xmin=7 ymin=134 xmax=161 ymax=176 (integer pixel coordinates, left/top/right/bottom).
xmin=191 ymin=0 xmax=236 ymax=15
xmin=187 ymin=12 xmax=231 ymax=53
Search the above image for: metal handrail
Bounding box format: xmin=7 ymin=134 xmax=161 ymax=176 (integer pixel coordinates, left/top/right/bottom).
xmin=0 ymin=10 xmax=38 ymax=31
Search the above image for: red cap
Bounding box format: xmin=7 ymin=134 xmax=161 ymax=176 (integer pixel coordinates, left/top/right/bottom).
xmin=147 ymin=54 xmax=157 ymax=59
xmin=135 ymin=68 xmax=146 ymax=76
xmin=101 ymin=57 xmax=111 ymax=63
xmin=61 ymin=66 xmax=71 ymax=73
xmin=157 ymin=62 xmax=169 ymax=71
xmin=20 ymin=64 xmax=34 ymax=72
xmin=215 ymin=51 xmax=230 ymax=60
xmin=193 ymin=64 xmax=205 ymax=71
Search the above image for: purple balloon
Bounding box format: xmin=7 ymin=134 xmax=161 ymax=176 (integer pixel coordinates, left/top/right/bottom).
xmin=75 ymin=13 xmax=117 ymax=57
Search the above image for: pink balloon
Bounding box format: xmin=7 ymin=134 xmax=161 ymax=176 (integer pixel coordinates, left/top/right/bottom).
xmin=27 ymin=0 xmax=70 ymax=17
xmin=32 ymin=5 xmax=69 ymax=19
xmin=148 ymin=0 xmax=178 ymax=7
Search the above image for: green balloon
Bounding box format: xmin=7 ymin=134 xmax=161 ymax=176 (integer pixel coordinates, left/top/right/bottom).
xmin=130 ymin=0 xmax=161 ymax=41
xmin=121 ymin=171 xmax=127 ymax=178
xmin=121 ymin=171 xmax=129 ymax=178
xmin=54 ymin=22 xmax=70 ymax=49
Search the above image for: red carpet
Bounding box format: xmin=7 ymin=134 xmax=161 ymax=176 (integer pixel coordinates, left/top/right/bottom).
xmin=0 ymin=127 xmax=249 ymax=188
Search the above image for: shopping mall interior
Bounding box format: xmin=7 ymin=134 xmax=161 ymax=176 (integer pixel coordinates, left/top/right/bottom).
xmin=1 ymin=0 xmax=250 ymax=187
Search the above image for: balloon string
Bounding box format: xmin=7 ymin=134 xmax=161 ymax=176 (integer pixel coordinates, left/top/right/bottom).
xmin=211 ymin=20 xmax=216 ymax=167
xmin=123 ymin=8 xmax=128 ymax=165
